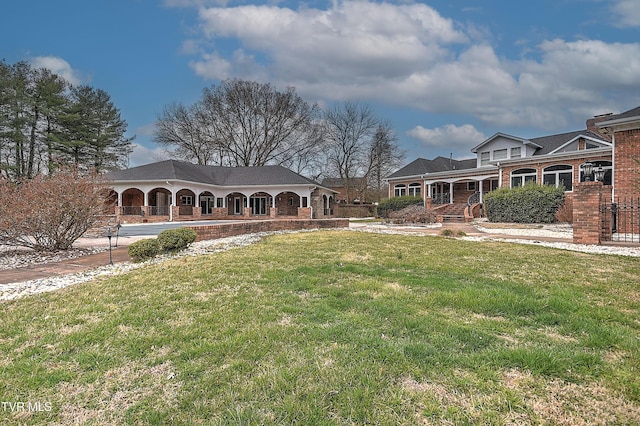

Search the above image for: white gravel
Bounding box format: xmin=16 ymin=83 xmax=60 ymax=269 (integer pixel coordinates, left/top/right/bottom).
xmin=2 ymin=224 xmax=639 ymax=302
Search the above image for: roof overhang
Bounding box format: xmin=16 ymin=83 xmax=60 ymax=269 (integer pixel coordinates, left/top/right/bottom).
xmin=109 ymin=178 xmax=337 ymax=194
xmin=491 ymin=147 xmax=612 ymax=167
xmin=596 ymin=114 xmax=640 ymax=130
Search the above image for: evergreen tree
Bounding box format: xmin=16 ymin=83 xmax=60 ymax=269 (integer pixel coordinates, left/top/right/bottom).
xmin=54 ymin=85 xmax=133 ymax=173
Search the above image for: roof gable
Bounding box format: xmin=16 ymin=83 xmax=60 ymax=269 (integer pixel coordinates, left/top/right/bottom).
xmin=471 ymin=133 xmax=539 ymax=153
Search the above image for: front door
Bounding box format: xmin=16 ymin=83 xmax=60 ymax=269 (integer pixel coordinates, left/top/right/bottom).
xmin=234 ymin=197 xmax=243 ymax=215
xmin=251 ymin=197 xmax=267 ymax=215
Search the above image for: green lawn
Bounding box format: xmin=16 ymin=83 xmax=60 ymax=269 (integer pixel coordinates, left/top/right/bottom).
xmin=1 ymin=231 xmax=639 ymax=425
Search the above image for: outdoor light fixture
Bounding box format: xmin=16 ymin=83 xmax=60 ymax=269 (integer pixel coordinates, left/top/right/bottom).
xmin=105 ymin=227 xmax=113 ymax=265
xmin=582 ymin=162 xmax=594 ymax=182
xmin=114 ymin=223 xmax=122 ymax=247
xmin=594 ymin=166 xmax=606 ymax=183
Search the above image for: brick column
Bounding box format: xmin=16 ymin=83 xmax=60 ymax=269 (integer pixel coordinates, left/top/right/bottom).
xmin=573 ymin=182 xmax=603 ymax=245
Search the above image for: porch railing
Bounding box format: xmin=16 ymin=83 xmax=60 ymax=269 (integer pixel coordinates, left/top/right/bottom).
xmin=149 ymin=205 xmax=170 ymax=216
xmin=121 ymin=206 xmax=143 ymax=216
xmin=431 ymin=193 xmax=450 ymax=205
xmin=467 ymin=191 xmax=482 ymax=217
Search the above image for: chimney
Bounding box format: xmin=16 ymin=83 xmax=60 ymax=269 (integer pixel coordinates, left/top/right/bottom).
xmin=586 ymin=112 xmax=614 ymax=140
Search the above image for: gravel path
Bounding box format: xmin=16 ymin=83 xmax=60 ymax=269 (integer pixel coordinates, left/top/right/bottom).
xmin=2 ymin=224 xmax=639 ymax=302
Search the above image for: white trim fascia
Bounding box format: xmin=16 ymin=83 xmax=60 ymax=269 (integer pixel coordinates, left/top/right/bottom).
xmin=384 ymin=173 xmax=424 ymax=182
xmin=549 ymin=134 xmax=612 ymax=154
xmin=596 ymin=114 xmax=640 ymax=128
xmin=423 ymin=166 xmax=498 ymax=180
xmin=491 ymin=147 xmax=612 ymax=167
xmin=110 ymin=178 xmax=337 ymax=194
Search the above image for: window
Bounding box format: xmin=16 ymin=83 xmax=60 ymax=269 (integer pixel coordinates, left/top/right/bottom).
xmin=302 ymin=197 xmax=308 ymax=208
xmin=511 ymin=168 xmax=537 ymax=187
xmin=510 ymin=147 xmax=521 ymax=158
xmin=180 ymin=195 xmax=193 ymax=205
xmin=480 ymin=151 xmax=490 ymax=166
xmin=490 ymin=179 xmax=499 ymax=191
xmin=394 ymin=184 xmax=406 ymax=197
xmin=585 ymin=142 xmax=599 ymax=149
xmin=543 ymin=165 xmax=573 ymax=191
xmin=408 ymin=183 xmax=421 ymax=196
xmin=216 ymin=198 xmax=224 ymax=208
xmin=580 ymin=161 xmax=612 ymax=185
xmin=493 ymin=149 xmax=508 ymax=160
xmin=467 ymin=181 xmax=477 ymax=191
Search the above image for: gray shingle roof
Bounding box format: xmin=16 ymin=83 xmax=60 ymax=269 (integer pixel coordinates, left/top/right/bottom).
xmin=107 ymin=160 xmax=323 ymax=187
xmin=387 ymin=156 xmax=476 ymax=179
xmin=529 ymin=130 xmax=608 ymax=155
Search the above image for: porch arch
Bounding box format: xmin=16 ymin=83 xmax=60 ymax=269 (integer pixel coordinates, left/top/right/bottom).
xmin=275 ymin=191 xmax=301 ymax=216
xmin=148 ymin=187 xmax=171 ymax=216
xmin=121 ymin=188 xmax=144 ymax=215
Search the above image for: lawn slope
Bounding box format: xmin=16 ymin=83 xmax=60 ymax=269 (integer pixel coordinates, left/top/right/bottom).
xmin=1 ymin=231 xmax=639 ymax=425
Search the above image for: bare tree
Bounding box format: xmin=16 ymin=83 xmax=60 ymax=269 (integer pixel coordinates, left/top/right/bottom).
xmin=153 ymin=101 xmax=218 ymax=165
xmin=369 ymin=123 xmax=405 ymax=202
xmin=0 ymin=170 xmax=111 ymax=251
xmin=154 ymin=80 xmax=322 ymax=170
xmin=322 ymin=102 xmax=403 ymax=203
xmin=201 ymin=79 xmax=322 ymax=167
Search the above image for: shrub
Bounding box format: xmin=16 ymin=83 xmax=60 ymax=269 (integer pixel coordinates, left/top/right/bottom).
xmin=555 ymin=198 xmax=573 ymax=223
xmin=377 ymin=196 xmax=423 ymax=218
xmin=484 ymin=183 xmax=565 ymax=223
xmin=156 ymin=228 xmax=198 ymax=252
xmin=0 ymin=170 xmax=111 ymax=251
xmin=128 ymin=238 xmax=160 ymax=262
xmin=387 ymin=205 xmax=437 ymax=224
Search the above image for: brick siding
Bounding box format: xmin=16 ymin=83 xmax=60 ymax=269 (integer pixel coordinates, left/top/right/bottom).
xmin=614 ymin=129 xmax=640 ymax=198
xmin=187 ymin=218 xmax=349 ymax=241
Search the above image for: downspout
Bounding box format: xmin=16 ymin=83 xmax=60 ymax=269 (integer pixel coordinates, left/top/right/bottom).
xmin=166 ymin=180 xmax=174 ymax=222
xmin=611 ymin=133 xmax=616 ymax=200
xmin=497 ymin=162 xmax=502 ymax=188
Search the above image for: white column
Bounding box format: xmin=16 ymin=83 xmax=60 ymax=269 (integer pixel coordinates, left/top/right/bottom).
xmin=449 ymin=182 xmax=454 ymax=203
xmin=479 ymin=179 xmax=484 ymax=203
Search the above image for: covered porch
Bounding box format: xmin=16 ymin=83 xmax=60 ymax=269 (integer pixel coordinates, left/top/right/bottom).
xmin=111 ymin=182 xmax=334 ymax=223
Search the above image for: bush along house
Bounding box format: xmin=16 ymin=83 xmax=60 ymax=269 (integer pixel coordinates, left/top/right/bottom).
xmin=385 ymin=106 xmax=640 ymax=230
xmin=106 ymin=160 xmax=338 ymax=223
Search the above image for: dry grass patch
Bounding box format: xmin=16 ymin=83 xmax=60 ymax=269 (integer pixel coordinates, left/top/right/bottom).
xmin=56 ymin=359 xmax=182 ymax=425
xmin=502 ymin=369 xmax=640 ymax=425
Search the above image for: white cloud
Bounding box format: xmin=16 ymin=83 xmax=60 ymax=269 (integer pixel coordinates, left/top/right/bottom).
xmin=408 ymin=124 xmax=485 ymax=156
xmin=195 ymin=1 xmax=467 ymax=83
xmin=128 ymin=143 xmax=171 ymax=167
xmin=611 ymin=0 xmax=640 ymax=28
xmin=182 ymin=1 xmax=640 ymax=132
xmin=30 ymin=56 xmax=84 ymax=85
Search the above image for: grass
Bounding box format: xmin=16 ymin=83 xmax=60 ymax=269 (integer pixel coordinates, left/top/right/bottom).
xmin=1 ymin=230 xmax=639 ymax=425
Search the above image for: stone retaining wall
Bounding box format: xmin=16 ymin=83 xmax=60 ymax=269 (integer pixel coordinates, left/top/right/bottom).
xmin=187 ymin=219 xmax=349 ymax=242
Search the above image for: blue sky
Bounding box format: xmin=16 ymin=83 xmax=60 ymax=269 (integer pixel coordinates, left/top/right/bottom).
xmin=2 ymin=0 xmax=639 ymax=169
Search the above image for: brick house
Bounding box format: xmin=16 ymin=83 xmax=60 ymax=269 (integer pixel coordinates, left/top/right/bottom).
xmin=106 ymin=160 xmax=338 ymax=223
xmin=386 ymin=106 xmax=640 ymax=221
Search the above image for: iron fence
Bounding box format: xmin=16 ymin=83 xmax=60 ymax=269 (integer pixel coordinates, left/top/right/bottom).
xmin=121 ymin=206 xmax=142 ymax=216
xmin=600 ymin=197 xmax=640 ymax=244
xmin=149 ymin=205 xmax=170 ymax=216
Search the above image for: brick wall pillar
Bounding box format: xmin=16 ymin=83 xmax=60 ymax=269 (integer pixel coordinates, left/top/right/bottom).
xmin=573 ymin=182 xmax=603 ymax=245
xmin=192 ymin=206 xmax=201 ymax=219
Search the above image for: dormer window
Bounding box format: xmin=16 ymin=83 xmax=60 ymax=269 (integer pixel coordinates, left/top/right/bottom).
xmin=510 ymin=147 xmax=521 ymax=158
xmin=480 ymin=151 xmax=490 ymax=166
xmin=493 ymin=149 xmax=507 ymax=160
